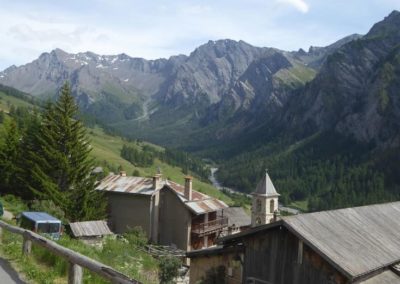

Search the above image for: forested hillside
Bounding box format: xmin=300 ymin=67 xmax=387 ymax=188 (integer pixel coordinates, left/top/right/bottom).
xmin=1 ymin=12 xmax=400 ymax=213
xmin=0 ymin=85 xmax=232 ymax=209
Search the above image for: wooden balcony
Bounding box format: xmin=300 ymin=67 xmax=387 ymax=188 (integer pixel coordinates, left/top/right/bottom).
xmin=191 ymin=217 xmax=228 ymax=236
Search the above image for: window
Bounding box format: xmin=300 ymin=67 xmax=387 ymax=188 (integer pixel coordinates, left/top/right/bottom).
xmin=37 ymin=223 xmax=60 ymax=233
xmin=270 ymin=199 xmax=275 ymax=213
xmin=256 ymin=199 xmax=262 ymax=212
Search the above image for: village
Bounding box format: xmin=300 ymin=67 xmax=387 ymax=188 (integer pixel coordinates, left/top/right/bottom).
xmin=1 ymin=3 xmax=400 ymax=284
xmin=9 ymin=169 xmax=395 ymax=284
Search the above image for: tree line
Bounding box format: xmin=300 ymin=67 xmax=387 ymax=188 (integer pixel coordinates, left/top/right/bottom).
xmin=120 ymin=144 xmax=210 ymax=180
xmin=218 ymin=131 xmax=399 ymax=212
xmin=0 ymin=83 xmax=106 ymax=221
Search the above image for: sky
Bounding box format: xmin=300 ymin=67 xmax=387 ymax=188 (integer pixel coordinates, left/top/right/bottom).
xmin=0 ymin=0 xmax=399 ymax=70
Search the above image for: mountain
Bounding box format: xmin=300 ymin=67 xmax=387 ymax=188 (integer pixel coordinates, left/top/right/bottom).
xmin=283 ymin=11 xmax=400 ymax=147
xmin=0 ymin=36 xmax=354 ymax=148
xmin=3 ymin=11 xmax=400 ymax=212
xmin=215 ymin=11 xmax=400 ymax=212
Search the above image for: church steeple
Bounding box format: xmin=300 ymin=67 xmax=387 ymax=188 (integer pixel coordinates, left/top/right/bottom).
xmin=251 ymin=170 xmax=280 ymax=227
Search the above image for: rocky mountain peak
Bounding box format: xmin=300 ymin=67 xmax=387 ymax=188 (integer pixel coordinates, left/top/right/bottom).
xmin=367 ymin=10 xmax=400 ymax=38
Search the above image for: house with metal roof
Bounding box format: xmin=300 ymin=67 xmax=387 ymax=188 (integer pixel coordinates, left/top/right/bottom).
xmin=188 ymin=201 xmax=400 ymax=284
xmin=96 ymin=173 xmax=229 ymax=251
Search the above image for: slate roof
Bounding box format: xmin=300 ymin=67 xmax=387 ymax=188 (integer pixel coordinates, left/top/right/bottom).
xmin=219 ymin=201 xmax=400 ymax=281
xmin=223 ymin=207 xmax=251 ymax=227
xmin=69 ymin=220 xmax=113 ymax=238
xmin=96 ymin=175 xmax=228 ymax=215
xmin=253 ymin=171 xmax=279 ymax=197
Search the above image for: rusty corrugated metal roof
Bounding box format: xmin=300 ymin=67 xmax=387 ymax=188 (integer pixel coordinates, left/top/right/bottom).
xmin=96 ymin=175 xmax=228 ymax=214
xmin=166 ymin=180 xmax=228 ymax=214
xmin=96 ymin=175 xmax=158 ymax=195
xmin=69 ymin=220 xmax=113 ymax=237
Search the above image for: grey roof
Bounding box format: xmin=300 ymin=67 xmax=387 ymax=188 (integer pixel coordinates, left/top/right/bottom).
xmin=224 ymin=207 xmax=251 ymax=227
xmin=253 ymin=171 xmax=279 ymax=197
xmin=69 ymin=221 xmax=113 ymax=237
xmin=360 ymin=269 xmax=400 ymax=283
xmin=219 ymin=201 xmax=400 ymax=281
xmin=96 ymin=175 xmax=228 ymax=215
xmin=284 ymin=202 xmax=400 ymax=279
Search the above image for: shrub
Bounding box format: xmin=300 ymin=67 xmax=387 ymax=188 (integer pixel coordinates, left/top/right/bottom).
xmin=158 ymin=256 xmax=181 ymax=283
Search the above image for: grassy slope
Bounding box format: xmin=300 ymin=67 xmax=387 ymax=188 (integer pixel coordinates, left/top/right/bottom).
xmin=0 ymin=196 xmax=159 ymax=284
xmin=0 ymin=91 xmax=34 ymax=111
xmin=88 ymin=127 xmax=232 ymax=204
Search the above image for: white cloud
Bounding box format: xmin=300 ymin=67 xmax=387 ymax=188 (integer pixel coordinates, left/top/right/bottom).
xmin=277 ymin=0 xmax=309 ymax=13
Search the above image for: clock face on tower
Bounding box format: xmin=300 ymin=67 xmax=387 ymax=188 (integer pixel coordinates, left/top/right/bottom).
xmin=256 ymin=199 xmax=262 ymax=212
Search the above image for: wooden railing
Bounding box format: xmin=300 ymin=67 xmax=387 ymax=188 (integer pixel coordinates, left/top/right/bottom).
xmin=191 ymin=217 xmax=228 ymax=235
xmin=0 ymin=220 xmax=141 ymax=284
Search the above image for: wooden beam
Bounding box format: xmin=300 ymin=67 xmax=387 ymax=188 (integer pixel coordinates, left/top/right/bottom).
xmin=68 ymin=262 xmax=83 ymax=284
xmin=297 ymin=240 xmax=303 ymax=264
xmin=22 ymin=233 xmax=32 ymax=256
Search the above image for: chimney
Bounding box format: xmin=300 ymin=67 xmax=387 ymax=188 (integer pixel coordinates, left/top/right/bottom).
xmin=153 ymin=174 xmax=162 ymax=190
xmin=184 ymin=176 xmax=193 ymax=200
xmin=120 ymin=171 xmax=127 ymax=177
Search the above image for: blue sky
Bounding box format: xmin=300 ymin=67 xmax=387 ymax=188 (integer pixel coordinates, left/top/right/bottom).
xmin=0 ymin=0 xmax=399 ymax=70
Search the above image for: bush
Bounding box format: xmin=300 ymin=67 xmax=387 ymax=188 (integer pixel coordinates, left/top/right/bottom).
xmin=30 ymin=199 xmax=66 ymax=222
xmin=158 ymin=256 xmax=181 ymax=283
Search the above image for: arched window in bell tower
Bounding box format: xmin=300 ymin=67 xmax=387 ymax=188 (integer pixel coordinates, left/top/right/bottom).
xmin=270 ymin=199 xmax=275 ymax=213
xmin=256 ymin=199 xmax=262 ymax=212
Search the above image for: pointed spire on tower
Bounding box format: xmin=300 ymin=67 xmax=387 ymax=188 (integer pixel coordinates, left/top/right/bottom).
xmin=253 ymin=169 xmax=280 ymax=197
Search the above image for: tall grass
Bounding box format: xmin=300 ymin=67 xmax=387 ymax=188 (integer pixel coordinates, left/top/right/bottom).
xmin=0 ymin=229 xmax=159 ymax=284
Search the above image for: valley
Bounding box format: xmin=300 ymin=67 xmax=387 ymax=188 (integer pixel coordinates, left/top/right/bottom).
xmin=1 ymin=11 xmax=400 ymax=213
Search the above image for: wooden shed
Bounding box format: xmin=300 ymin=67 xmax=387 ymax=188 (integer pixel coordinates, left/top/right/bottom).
xmin=69 ymin=220 xmax=113 ymax=240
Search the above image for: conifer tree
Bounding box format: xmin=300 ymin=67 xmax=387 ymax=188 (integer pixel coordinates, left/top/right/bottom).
xmin=25 ymin=82 xmax=106 ymax=221
xmin=0 ymin=119 xmax=21 ymax=194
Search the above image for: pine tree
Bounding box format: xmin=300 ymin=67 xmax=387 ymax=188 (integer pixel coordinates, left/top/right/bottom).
xmin=0 ymin=118 xmax=21 ymax=194
xmin=24 ymin=82 xmax=106 ymax=221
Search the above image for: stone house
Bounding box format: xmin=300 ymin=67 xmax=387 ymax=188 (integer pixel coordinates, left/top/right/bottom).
xmin=96 ymin=173 xmax=230 ymax=251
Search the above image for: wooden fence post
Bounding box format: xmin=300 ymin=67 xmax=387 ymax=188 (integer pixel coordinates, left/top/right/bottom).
xmin=0 ymin=220 xmax=141 ymax=284
xmin=22 ymin=234 xmax=32 ymax=255
xmin=68 ymin=262 xmax=83 ymax=284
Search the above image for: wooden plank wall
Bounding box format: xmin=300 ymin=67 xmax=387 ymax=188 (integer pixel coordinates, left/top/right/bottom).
xmin=243 ymin=227 xmax=347 ymax=284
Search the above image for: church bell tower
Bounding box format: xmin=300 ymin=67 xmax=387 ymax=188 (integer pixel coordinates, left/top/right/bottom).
xmin=251 ymin=170 xmax=280 ymax=227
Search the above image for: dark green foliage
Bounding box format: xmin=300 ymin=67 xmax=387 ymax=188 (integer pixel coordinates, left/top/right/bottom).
xmin=30 ymin=200 xmax=66 ymax=222
xmin=159 ymin=148 xmax=209 ymax=180
xmin=218 ymin=131 xmax=398 ymax=212
xmin=0 ymin=84 xmax=39 ymax=105
xmin=120 ymin=144 xmax=210 ymax=180
xmin=121 ymin=144 xmax=154 ymax=167
xmin=0 ymin=119 xmax=21 ymax=194
xmin=21 ymin=82 xmax=106 ymax=221
xmin=0 ymin=110 xmax=4 ymax=123
xmin=158 ymin=255 xmax=181 ymax=284
xmin=221 ymin=188 xmax=251 ymax=207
